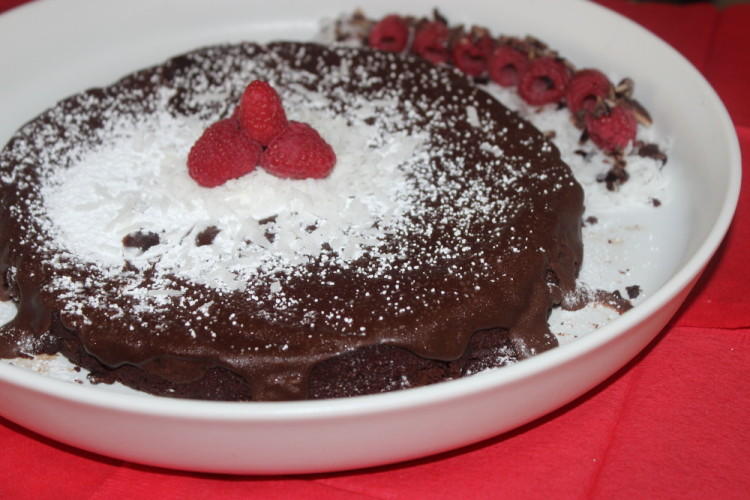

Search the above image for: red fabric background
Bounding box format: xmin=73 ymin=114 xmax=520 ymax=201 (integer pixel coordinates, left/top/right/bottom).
xmin=1 ymin=1 xmax=748 ymax=498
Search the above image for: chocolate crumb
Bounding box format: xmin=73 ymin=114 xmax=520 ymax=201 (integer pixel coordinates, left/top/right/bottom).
xmin=579 ymin=128 xmax=589 ymax=145
xmin=196 ymin=226 xmax=221 ymax=246
xmin=562 ymin=287 xmax=633 ymax=313
xmin=597 ymin=160 xmax=629 ymax=191
xmin=638 ymin=142 xmax=668 ymax=165
xmin=626 ymin=285 xmax=641 ymax=299
xmin=122 ymin=231 xmax=160 ymax=252
xmin=584 ymin=216 xmax=598 ymax=226
xmin=598 ymin=289 xmax=633 ymax=313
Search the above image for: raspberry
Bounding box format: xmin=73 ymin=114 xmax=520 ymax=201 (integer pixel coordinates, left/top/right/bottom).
xmin=517 ymin=56 xmax=571 ymax=106
xmin=584 ymin=105 xmax=638 ymax=153
xmin=411 ymin=20 xmax=451 ymax=65
xmin=452 ymin=32 xmax=494 ymax=77
xmin=188 ymin=118 xmax=262 ymax=188
xmin=368 ymin=14 xmax=409 ymax=52
xmin=566 ymin=69 xmax=611 ymax=118
xmin=237 ymin=80 xmax=288 ymax=147
xmin=487 ymin=43 xmax=530 ymax=87
xmin=261 ymin=121 xmax=336 ymax=179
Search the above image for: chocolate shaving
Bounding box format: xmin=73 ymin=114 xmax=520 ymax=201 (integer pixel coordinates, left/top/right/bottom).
xmin=563 ymin=287 xmax=634 ymax=314
xmin=626 ymin=285 xmax=641 ymax=299
xmin=122 ymin=231 xmax=160 ymax=252
xmin=638 ymin=142 xmax=668 ymax=165
xmin=597 ymin=158 xmax=629 ymax=191
xmin=584 ymin=216 xmax=599 ymax=226
xmin=195 ymin=226 xmax=221 ymax=247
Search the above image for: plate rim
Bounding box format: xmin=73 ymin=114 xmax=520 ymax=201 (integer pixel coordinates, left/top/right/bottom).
xmin=0 ymin=0 xmax=742 ymax=473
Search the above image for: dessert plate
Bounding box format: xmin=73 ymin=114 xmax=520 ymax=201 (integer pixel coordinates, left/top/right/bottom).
xmin=0 ymin=0 xmax=740 ymax=474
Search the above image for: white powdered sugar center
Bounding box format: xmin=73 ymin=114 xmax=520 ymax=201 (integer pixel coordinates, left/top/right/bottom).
xmin=41 ymin=93 xmax=424 ymax=292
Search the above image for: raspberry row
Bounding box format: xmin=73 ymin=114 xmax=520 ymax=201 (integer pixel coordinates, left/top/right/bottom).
xmin=359 ymin=11 xmax=654 ymax=156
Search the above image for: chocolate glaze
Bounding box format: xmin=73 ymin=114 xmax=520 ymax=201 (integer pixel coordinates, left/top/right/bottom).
xmin=0 ymin=42 xmax=584 ymax=400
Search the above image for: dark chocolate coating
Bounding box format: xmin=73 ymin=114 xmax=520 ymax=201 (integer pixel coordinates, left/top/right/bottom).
xmin=0 ymin=42 xmax=583 ymax=400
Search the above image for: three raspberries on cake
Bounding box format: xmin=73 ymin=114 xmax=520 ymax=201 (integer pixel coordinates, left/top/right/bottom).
xmin=188 ymin=80 xmax=336 ymax=187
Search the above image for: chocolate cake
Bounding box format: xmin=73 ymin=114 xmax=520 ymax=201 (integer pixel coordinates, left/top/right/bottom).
xmin=0 ymin=41 xmax=584 ymax=401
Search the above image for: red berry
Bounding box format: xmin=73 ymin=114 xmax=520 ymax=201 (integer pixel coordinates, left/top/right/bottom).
xmin=585 ymin=105 xmax=638 ymax=153
xmin=261 ymin=121 xmax=336 ymax=179
xmin=487 ymin=44 xmax=530 ymax=87
xmin=188 ymin=118 xmax=262 ymax=188
xmin=411 ymin=21 xmax=451 ymax=65
xmin=237 ymin=80 xmax=288 ymax=147
xmin=566 ymin=69 xmax=611 ymax=117
xmin=517 ymin=56 xmax=571 ymax=106
xmin=452 ymin=33 xmax=494 ymax=77
xmin=368 ymin=14 xmax=409 ymax=52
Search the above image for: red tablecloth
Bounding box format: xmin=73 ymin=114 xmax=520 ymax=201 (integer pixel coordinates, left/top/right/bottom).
xmin=1 ymin=1 xmax=748 ymax=498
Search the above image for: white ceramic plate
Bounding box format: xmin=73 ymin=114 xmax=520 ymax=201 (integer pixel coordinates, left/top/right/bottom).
xmin=0 ymin=0 xmax=740 ymax=474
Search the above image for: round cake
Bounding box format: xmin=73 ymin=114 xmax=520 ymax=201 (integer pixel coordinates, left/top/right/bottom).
xmin=0 ymin=42 xmax=583 ymax=401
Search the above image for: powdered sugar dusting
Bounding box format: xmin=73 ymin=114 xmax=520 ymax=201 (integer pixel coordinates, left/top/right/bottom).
xmin=41 ymin=98 xmax=424 ymax=291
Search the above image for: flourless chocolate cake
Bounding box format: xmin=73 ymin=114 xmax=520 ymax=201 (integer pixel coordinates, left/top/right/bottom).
xmin=0 ymin=41 xmax=584 ymax=401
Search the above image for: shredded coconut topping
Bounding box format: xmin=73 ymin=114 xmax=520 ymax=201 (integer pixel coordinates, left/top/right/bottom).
xmin=41 ymin=100 xmax=424 ymax=290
